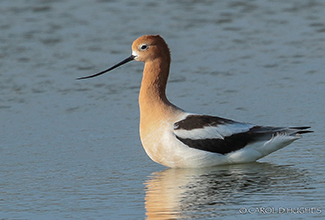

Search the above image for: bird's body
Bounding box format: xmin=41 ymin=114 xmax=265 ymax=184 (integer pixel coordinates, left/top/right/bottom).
xmin=79 ymin=35 xmax=312 ymax=168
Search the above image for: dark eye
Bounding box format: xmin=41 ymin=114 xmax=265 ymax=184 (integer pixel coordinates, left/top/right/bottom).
xmin=139 ymin=44 xmax=149 ymax=51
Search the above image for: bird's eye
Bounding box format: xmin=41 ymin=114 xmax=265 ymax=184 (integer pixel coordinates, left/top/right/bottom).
xmin=139 ymin=44 xmax=149 ymax=51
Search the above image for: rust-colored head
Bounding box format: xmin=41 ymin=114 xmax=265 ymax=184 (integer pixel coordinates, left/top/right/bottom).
xmin=77 ymin=35 xmax=171 ymax=80
xmin=132 ymin=35 xmax=171 ymax=63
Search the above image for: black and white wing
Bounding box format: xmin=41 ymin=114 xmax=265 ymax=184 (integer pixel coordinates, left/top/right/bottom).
xmin=173 ymin=114 xmax=311 ymax=155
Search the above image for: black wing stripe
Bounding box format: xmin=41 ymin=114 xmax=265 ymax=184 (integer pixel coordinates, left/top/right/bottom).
xmin=175 ymin=127 xmax=269 ymax=155
xmin=174 ymin=115 xmax=236 ymax=130
xmin=289 ymin=126 xmax=313 ymax=134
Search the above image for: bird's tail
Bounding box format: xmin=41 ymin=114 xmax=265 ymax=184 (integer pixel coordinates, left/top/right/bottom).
xmin=288 ymin=126 xmax=313 ymax=135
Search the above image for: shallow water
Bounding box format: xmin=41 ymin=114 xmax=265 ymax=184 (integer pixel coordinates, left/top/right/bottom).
xmin=1 ymin=0 xmax=324 ymax=219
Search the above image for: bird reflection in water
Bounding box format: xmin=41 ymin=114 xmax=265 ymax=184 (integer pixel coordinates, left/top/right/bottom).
xmin=144 ymin=163 xmax=310 ymax=219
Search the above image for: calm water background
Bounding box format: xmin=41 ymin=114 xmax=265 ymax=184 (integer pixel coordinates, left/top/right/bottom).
xmin=1 ymin=0 xmax=324 ymax=219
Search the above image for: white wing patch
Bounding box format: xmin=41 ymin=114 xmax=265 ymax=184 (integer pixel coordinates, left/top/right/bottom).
xmin=174 ymin=126 xmax=224 ymax=140
xmin=213 ymin=123 xmax=254 ymax=137
xmin=174 ymin=121 xmax=254 ymax=140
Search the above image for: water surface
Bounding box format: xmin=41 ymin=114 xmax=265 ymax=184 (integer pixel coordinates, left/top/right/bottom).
xmin=1 ymin=0 xmax=324 ymax=219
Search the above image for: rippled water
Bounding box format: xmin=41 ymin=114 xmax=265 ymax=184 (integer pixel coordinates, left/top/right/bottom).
xmin=1 ymin=0 xmax=324 ymax=219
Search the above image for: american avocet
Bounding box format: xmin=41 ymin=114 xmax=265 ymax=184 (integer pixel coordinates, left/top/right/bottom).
xmin=78 ymin=35 xmax=312 ymax=168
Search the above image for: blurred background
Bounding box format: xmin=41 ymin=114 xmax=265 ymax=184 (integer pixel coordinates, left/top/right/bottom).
xmin=1 ymin=0 xmax=324 ymax=219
